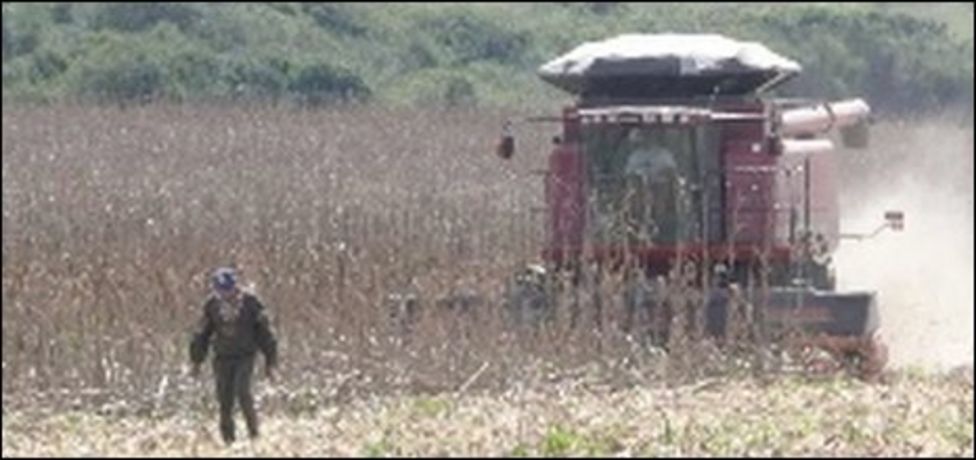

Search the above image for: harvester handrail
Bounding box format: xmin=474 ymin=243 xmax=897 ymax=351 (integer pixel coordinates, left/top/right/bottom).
xmin=578 ymin=105 xmax=766 ymax=124
xmin=839 ymin=222 xmax=897 ymax=241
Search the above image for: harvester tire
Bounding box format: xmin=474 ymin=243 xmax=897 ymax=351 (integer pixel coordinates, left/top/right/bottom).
xmin=855 ymin=333 xmax=888 ymax=382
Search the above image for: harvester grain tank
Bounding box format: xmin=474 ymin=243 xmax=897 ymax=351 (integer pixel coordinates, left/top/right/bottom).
xmin=497 ymin=34 xmax=903 ymax=378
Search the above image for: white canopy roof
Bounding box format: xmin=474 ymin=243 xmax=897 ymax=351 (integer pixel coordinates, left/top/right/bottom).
xmin=538 ymin=33 xmax=802 ymax=96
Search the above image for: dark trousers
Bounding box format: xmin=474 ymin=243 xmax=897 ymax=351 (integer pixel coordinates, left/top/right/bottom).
xmin=213 ymin=354 xmax=258 ymax=443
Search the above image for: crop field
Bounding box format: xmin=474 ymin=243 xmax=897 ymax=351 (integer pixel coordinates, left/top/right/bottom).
xmin=2 ymin=105 xmax=973 ymax=456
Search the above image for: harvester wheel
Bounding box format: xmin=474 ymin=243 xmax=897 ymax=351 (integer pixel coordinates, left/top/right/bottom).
xmin=834 ymin=334 xmax=888 ymax=381
xmin=798 ymin=345 xmax=845 ymax=377
xmin=854 ymin=333 xmax=888 ymax=381
xmin=789 ymin=333 xmax=888 ymax=381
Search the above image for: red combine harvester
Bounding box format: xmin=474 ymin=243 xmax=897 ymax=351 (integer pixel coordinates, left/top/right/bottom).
xmin=497 ymin=34 xmax=903 ymax=378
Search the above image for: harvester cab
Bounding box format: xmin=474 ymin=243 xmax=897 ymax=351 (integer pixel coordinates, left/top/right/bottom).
xmin=496 ymin=34 xmax=902 ymax=379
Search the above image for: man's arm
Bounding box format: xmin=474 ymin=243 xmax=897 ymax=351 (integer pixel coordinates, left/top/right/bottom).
xmin=189 ymin=299 xmax=215 ymax=369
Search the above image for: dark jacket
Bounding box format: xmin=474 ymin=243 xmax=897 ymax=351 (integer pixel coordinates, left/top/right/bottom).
xmin=190 ymin=292 xmax=278 ymax=367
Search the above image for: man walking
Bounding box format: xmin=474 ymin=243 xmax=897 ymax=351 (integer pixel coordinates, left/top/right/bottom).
xmin=190 ymin=267 xmax=278 ymax=444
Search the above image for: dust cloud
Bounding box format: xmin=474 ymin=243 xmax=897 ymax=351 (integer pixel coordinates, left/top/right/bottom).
xmin=832 ymin=114 xmax=974 ymax=371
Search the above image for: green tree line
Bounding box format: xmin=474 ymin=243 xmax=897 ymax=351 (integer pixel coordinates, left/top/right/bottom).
xmin=2 ymin=2 xmax=972 ymax=113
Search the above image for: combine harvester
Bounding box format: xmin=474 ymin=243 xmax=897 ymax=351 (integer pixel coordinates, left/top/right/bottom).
xmin=495 ymin=34 xmax=903 ymax=379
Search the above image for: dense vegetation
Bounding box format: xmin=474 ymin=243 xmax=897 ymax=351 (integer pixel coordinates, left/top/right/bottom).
xmin=2 ymin=2 xmax=973 ymax=113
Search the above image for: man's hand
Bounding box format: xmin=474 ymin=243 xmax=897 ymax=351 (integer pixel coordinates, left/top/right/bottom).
xmin=265 ymin=364 xmax=276 ymax=383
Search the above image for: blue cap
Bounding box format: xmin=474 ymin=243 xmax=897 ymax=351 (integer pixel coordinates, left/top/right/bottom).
xmin=212 ymin=267 xmax=237 ymax=292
